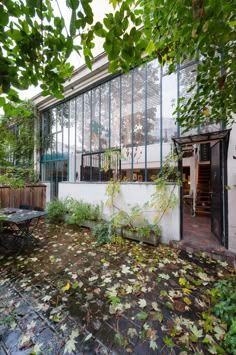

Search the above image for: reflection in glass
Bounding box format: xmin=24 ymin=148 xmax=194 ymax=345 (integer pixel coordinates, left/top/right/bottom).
xmin=91 ymin=88 xmax=100 ymax=151
xmin=63 ymin=102 xmax=69 ymax=155
xmin=133 ymin=66 xmax=145 ymax=147
xmin=121 ymin=72 xmax=132 ymax=147
xmin=179 ymin=64 xmax=198 ymax=136
xmin=76 ymin=96 xmax=83 ymax=153
xmin=83 ymin=91 xmax=91 ymax=152
xmin=57 ymin=132 xmax=63 ymax=156
xmin=100 ymin=83 xmax=109 ymax=149
xmin=162 ymin=72 xmax=178 ymax=143
xmin=51 ymin=108 xmax=57 ymax=133
xmin=147 ymin=60 xmax=160 ymax=144
xmin=110 ymin=77 xmax=120 ymax=148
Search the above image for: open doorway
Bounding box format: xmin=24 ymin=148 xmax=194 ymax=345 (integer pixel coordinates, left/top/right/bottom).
xmin=173 ymin=130 xmax=230 ymax=250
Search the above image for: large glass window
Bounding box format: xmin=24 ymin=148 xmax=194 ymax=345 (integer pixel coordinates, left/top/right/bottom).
xmin=41 ymin=58 xmax=223 ymax=185
xmin=91 ymin=87 xmax=100 ymax=152
xmin=100 ymin=83 xmax=110 ymax=150
xmin=121 ymin=73 xmax=132 ymax=148
xmin=179 ymin=64 xmax=198 ymax=136
xmin=110 ymin=77 xmax=120 ymax=149
xmin=162 ymin=70 xmax=177 ymax=160
xmin=83 ymin=91 xmax=91 ymax=152
xmin=147 ymin=61 xmax=160 ymax=145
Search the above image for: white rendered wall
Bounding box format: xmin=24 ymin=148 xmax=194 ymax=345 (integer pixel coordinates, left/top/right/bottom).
xmin=227 ymin=123 xmax=236 ymax=253
xmin=42 ymin=182 xmax=51 ymax=204
xmin=59 ymin=182 xmax=180 ymax=244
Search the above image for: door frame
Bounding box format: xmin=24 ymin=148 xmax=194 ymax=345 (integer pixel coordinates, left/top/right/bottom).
xmin=172 ymin=129 xmax=231 ymax=248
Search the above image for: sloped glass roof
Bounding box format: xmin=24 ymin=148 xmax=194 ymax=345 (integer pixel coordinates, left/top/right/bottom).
xmin=172 ymin=129 xmax=231 ymax=146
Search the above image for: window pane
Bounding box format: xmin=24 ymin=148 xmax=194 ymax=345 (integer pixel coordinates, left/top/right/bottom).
xmin=179 ymin=64 xmax=198 ymax=136
xmin=162 ymin=71 xmax=177 ymax=158
xmin=69 ymin=99 xmax=76 ymax=181
xmin=121 ymin=73 xmax=132 ymax=148
xmin=56 ymin=105 xmax=63 ymax=132
xmin=147 ymin=60 xmax=160 ymax=145
xmin=91 ymin=87 xmax=100 ymax=151
xmin=147 ymin=60 xmax=161 ymax=180
xmin=83 ymin=91 xmax=91 ymax=152
xmin=63 ymin=102 xmax=69 ymax=156
xmin=57 ymin=132 xmax=63 ymax=157
xmin=100 ymin=83 xmax=109 ymax=150
xmin=133 ymin=66 xmax=145 ymax=147
xmin=110 ymin=77 xmax=120 ymax=148
xmin=51 ymin=108 xmax=57 ymax=133
xmin=76 ymin=96 xmax=83 ymax=153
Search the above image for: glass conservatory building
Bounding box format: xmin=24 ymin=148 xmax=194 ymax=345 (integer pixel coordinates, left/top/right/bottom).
xmin=39 ymin=58 xmax=201 ymax=194
xmin=34 ymin=53 xmax=236 ymax=253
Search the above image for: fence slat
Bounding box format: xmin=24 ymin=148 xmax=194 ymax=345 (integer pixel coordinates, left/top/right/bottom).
xmin=0 ymin=185 xmax=46 ymax=210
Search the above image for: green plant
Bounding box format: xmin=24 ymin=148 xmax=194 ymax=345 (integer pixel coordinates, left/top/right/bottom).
xmin=211 ymin=277 xmax=236 ymax=354
xmin=150 ymin=152 xmax=181 ymax=223
xmin=138 ymin=224 xmax=161 ymax=238
xmin=46 ymin=199 xmax=67 ymax=223
xmin=111 ymin=205 xmax=161 ymax=242
xmin=105 ymin=179 xmax=121 ymax=209
xmin=92 ymin=223 xmax=113 ymax=246
xmin=111 ymin=205 xmax=145 ymax=229
xmin=0 ymin=166 xmax=39 ymax=188
xmin=65 ymin=199 xmax=101 ymax=225
xmin=103 ymin=149 xmax=123 ymax=175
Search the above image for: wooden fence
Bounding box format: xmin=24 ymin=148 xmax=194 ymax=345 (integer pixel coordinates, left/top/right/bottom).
xmin=0 ymin=185 xmax=46 ymax=210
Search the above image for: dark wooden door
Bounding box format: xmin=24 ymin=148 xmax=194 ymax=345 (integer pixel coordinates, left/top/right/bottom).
xmin=211 ymin=141 xmax=223 ymax=243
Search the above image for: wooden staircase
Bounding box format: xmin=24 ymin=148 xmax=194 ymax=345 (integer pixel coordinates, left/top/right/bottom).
xmin=196 ymin=164 xmax=211 ymax=216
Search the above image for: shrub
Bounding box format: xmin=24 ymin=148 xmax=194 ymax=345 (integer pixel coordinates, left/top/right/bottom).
xmin=92 ymin=223 xmax=113 ymax=246
xmin=65 ymin=198 xmax=101 ymax=225
xmin=212 ymin=277 xmax=236 ymax=354
xmin=46 ymin=199 xmax=67 ymax=223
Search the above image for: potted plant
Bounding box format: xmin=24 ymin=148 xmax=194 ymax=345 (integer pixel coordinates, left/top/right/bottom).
xmin=111 ymin=205 xmax=161 ymax=246
xmin=65 ymin=198 xmax=102 ymax=228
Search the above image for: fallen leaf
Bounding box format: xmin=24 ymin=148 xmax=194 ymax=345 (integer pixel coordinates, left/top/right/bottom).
xmin=136 ymin=312 xmax=148 ymax=320
xmin=62 ymin=282 xmax=71 ymax=292
xmin=138 ymin=299 xmax=147 ymax=309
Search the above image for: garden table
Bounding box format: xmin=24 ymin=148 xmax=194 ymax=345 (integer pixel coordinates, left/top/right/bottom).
xmin=0 ymin=208 xmax=47 ymax=250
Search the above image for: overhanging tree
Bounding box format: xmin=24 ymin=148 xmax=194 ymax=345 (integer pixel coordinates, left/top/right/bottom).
xmin=83 ymin=0 xmax=236 ymax=129
xmin=0 ymin=0 xmax=93 ymax=115
xmin=0 ymin=0 xmax=235 ymax=129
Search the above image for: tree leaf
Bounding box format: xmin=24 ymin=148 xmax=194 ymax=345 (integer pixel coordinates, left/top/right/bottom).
xmin=136 ymin=311 xmax=148 ymax=320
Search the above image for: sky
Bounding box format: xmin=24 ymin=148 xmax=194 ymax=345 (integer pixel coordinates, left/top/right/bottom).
xmin=20 ymin=0 xmax=111 ymax=100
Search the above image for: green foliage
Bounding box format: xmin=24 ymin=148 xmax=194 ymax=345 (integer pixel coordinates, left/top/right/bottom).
xmin=0 ymin=0 xmax=92 ymax=114
xmin=92 ymin=223 xmax=113 ymax=246
xmin=112 ymin=205 xmax=145 ymax=229
xmin=2 ymin=1 xmax=234 ymax=130
xmin=46 ymin=199 xmax=67 ymax=223
xmin=84 ymin=0 xmax=236 ymax=129
xmin=103 ymin=148 xmax=123 ymax=174
xmin=65 ymin=198 xmax=101 ymax=225
xmin=105 ymin=179 xmax=120 ymax=208
xmin=0 ymin=100 xmax=35 ymax=168
xmin=138 ymin=224 xmax=161 ymax=239
xmin=111 ymin=205 xmax=161 ymax=240
xmin=211 ymin=277 xmax=236 ymax=354
xmin=150 ymin=152 xmax=180 ymax=223
xmin=0 ymin=166 xmax=39 ymax=188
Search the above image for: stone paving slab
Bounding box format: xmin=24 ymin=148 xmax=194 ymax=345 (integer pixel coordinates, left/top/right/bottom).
xmin=0 ymin=280 xmax=113 ymax=355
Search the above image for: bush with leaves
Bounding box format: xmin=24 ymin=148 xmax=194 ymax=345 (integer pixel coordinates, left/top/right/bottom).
xmin=92 ymin=223 xmax=113 ymax=246
xmin=65 ymin=198 xmax=101 ymax=226
xmin=46 ymin=199 xmax=67 ymax=224
xmin=211 ymin=277 xmax=236 ymax=354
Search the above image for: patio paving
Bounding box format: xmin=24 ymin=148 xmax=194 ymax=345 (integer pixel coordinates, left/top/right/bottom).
xmin=0 ymin=221 xmax=235 ymax=354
